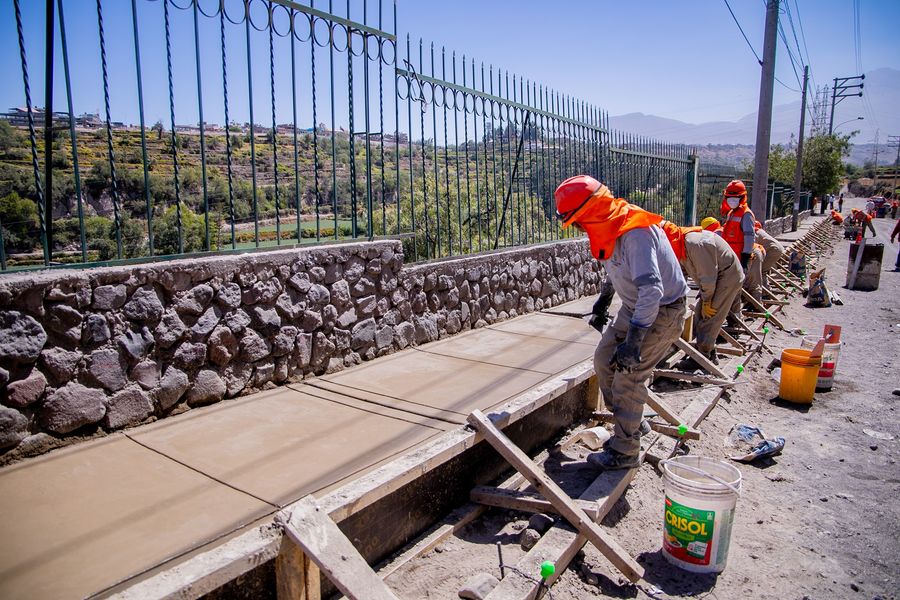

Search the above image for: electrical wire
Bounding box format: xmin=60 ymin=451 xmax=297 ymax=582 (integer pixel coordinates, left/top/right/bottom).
xmin=722 ymin=0 xmax=761 ymax=64
xmin=789 ymin=0 xmax=816 ymax=90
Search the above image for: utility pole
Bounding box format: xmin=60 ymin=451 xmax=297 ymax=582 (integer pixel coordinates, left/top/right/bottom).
xmin=751 ymin=0 xmax=779 ymax=220
xmin=872 ymin=130 xmax=879 ymax=189
xmin=888 ymin=135 xmax=900 ymax=199
xmin=792 ymin=65 xmax=809 ymax=232
xmin=829 ymin=75 xmax=865 ymax=135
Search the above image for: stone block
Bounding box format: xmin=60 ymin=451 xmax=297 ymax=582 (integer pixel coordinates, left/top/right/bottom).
xmin=208 ymin=326 xmax=239 ymax=367
xmin=92 ymin=284 xmax=127 ymax=310
xmin=6 ymin=370 xmax=47 ymax=408
xmin=123 ymin=286 xmax=164 ymax=323
xmin=0 ymin=406 xmax=28 ymax=450
xmin=40 ymin=383 xmax=107 ymax=434
xmin=104 ymin=386 xmax=153 ymax=429
xmin=173 ymin=342 xmax=207 ymax=370
xmin=155 ymin=310 xmax=188 ymax=348
xmin=0 ymin=311 xmax=47 ymax=366
xmin=186 ymin=369 xmax=227 ymax=406
xmin=87 ymin=348 xmax=127 ymax=392
xmin=157 ymin=367 xmax=190 ymax=410
xmin=130 ymin=360 xmax=161 ymax=390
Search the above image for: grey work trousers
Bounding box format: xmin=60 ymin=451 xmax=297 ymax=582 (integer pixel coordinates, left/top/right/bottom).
xmin=593 ymin=298 xmax=686 ymax=456
xmin=693 ymin=268 xmax=744 ymax=353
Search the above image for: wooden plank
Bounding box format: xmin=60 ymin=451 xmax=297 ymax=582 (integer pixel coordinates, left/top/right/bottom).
xmin=470 ymin=487 xmax=601 ymax=521
xmin=483 ymin=458 xmax=644 ymax=599
xmin=741 ymin=290 xmax=786 ymax=330
xmin=674 ymin=337 xmax=730 ymax=380
xmin=643 ymin=389 xmax=685 ymax=427
xmin=728 ymin=315 xmax=762 ymax=342
xmin=276 ymin=538 xmax=321 ymax=600
xmin=647 ymin=422 xmax=702 ymax=441
xmin=718 ymin=329 xmax=746 ymax=352
xmin=280 ymin=496 xmax=400 ymax=600
xmin=467 ymin=410 xmax=644 ymax=583
xmin=650 ymin=371 xmax=736 ymax=387
xmin=715 ymin=345 xmax=744 ymax=357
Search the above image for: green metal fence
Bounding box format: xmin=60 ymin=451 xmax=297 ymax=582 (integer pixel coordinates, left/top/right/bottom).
xmin=2 ymin=0 xmax=698 ymax=272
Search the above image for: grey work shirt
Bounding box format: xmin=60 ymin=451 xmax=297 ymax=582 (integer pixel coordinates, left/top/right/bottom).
xmin=604 ymin=225 xmax=688 ymax=328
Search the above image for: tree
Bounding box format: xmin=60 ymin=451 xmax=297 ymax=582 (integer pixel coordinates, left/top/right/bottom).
xmin=0 ymin=121 xmax=21 ymax=152
xmin=152 ymin=120 xmax=165 ymax=140
xmin=802 ymin=134 xmax=851 ymax=201
xmin=0 ymin=191 xmax=39 ymax=252
xmin=152 ymin=202 xmax=208 ymax=255
xmin=766 ymin=144 xmax=796 ymax=183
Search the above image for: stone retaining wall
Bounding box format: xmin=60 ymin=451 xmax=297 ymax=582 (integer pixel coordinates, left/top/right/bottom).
xmin=763 ymin=210 xmax=813 ymax=236
xmin=0 ymin=239 xmax=600 ymax=462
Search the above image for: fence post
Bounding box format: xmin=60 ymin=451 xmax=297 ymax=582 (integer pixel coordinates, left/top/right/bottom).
xmin=684 ymin=155 xmax=699 ymax=225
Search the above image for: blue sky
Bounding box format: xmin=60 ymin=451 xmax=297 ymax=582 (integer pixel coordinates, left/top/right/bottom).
xmin=1 ymin=0 xmax=897 ymax=131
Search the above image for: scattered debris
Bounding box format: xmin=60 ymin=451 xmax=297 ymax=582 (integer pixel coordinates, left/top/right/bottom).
xmin=457 ymin=572 xmax=500 ymax=600
xmin=725 ymin=424 xmax=785 ymax=462
xmin=862 ymin=429 xmax=895 ymax=441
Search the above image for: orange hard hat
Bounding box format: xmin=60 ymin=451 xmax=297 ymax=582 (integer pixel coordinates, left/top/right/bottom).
xmin=724 ymin=179 xmax=747 ymax=197
xmin=554 ymin=175 xmax=608 ymax=229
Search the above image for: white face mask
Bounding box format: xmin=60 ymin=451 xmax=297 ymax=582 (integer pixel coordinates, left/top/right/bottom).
xmin=726 ymin=197 xmax=740 ymax=209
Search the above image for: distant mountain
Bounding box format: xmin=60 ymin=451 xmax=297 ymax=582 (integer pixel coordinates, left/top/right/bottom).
xmin=609 ymin=67 xmax=900 ymax=148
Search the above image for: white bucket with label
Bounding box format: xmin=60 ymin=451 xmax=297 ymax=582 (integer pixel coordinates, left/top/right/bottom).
xmin=662 ymin=456 xmax=742 ymax=574
xmin=800 ymin=336 xmax=842 ymax=390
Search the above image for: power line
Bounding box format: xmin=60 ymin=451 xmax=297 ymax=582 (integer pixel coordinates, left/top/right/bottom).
xmin=777 ymin=21 xmax=803 ymax=88
xmin=722 ymin=0 xmax=762 ymax=64
xmin=790 ymin=0 xmax=816 ymax=90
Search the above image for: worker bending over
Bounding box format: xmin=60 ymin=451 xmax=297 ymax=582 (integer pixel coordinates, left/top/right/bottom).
xmin=555 ymin=175 xmax=687 ymax=470
xmin=701 ymin=216 xmax=763 ymax=313
xmin=660 ymin=221 xmax=744 ymax=365
xmin=830 ymin=210 xmax=844 ymax=225
xmin=754 ymin=221 xmax=785 ymax=286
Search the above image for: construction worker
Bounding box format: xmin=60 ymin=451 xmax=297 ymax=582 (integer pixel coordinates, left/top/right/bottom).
xmin=830 ymin=210 xmax=844 ymax=225
xmin=850 ymin=208 xmax=876 ymax=238
xmin=891 ymin=218 xmax=900 ymax=270
xmin=720 ymin=180 xmax=757 ymax=271
xmin=838 ymin=193 xmax=844 ymax=212
xmin=659 ymin=221 xmax=744 ymax=364
xmin=555 ymin=175 xmax=687 ymax=470
xmin=754 ymin=221 xmax=785 ymax=278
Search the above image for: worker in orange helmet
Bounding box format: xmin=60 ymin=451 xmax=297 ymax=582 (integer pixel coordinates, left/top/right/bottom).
xmin=720 ymin=180 xmax=757 ymax=271
xmin=659 ymin=221 xmax=744 ymax=364
xmin=850 ymin=207 xmax=876 ymax=238
xmin=830 ymin=210 xmax=844 ymax=225
xmin=555 ymin=175 xmax=687 ymax=470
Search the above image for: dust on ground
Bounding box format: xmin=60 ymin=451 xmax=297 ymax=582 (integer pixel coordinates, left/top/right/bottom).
xmin=384 ymin=202 xmax=900 ymax=600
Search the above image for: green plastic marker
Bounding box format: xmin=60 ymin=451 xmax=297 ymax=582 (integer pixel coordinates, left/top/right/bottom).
xmin=677 ymin=424 xmax=688 ymax=436
xmin=763 ymin=326 xmax=770 ymax=334
xmin=765 ymin=311 xmax=771 ymax=319
xmin=540 ymin=561 xmax=555 ymax=579
xmin=736 ymin=365 xmax=744 ymax=374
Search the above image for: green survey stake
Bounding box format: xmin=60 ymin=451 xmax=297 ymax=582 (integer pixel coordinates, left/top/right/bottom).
xmin=540 ymin=561 xmax=555 ymax=579
xmin=678 ymin=424 xmax=688 ymax=436
xmin=736 ymin=365 xmax=744 ymax=374
xmin=763 ymin=327 xmax=770 ymax=334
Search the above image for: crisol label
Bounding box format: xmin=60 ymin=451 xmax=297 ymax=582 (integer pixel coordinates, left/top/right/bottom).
xmin=663 ymin=496 xmax=714 ymax=565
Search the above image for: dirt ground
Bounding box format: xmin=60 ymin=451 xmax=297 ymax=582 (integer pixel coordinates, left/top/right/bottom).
xmin=385 ymin=199 xmax=899 ymax=600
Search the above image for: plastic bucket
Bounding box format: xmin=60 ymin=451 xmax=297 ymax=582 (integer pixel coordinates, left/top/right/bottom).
xmin=779 ymin=348 xmax=822 ymax=404
xmin=801 ymin=337 xmax=842 ymax=390
xmin=662 ymin=456 xmax=742 ymax=574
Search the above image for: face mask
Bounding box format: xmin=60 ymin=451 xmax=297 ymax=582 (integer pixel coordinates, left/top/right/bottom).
xmin=726 ymin=197 xmax=740 ymax=209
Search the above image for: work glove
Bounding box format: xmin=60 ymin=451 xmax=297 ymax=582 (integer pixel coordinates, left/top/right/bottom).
xmin=740 ymin=252 xmax=751 ymax=270
xmin=588 ymin=281 xmax=615 ymax=333
xmin=610 ymin=324 xmax=649 ymax=373
xmin=701 ymin=300 xmax=717 ymax=319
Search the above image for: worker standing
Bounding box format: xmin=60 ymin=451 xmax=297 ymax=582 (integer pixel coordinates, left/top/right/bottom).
xmin=720 ymin=180 xmax=757 ymax=271
xmin=660 ymin=221 xmax=744 ymax=364
xmin=555 ymin=175 xmax=687 ymax=470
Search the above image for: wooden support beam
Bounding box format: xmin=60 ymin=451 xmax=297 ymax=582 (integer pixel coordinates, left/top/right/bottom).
xmin=277 ymin=538 xmax=321 ymax=600
xmin=644 ymin=390 xmax=685 ymax=427
xmin=741 ymin=290 xmax=786 ymax=330
xmin=715 ymin=345 xmax=744 ymax=357
xmin=647 ymin=422 xmax=702 ymax=441
xmin=718 ymin=329 xmax=746 ymax=352
xmin=650 ymin=371 xmax=736 ymax=387
xmin=483 ymin=455 xmax=644 ymax=599
xmin=673 ymin=337 xmax=731 ymax=380
xmin=280 ymin=496 xmax=400 ymax=600
xmin=470 ymin=487 xmax=600 ymax=520
xmin=467 ymin=410 xmax=644 ymax=583
xmin=728 ymin=315 xmax=762 ymax=341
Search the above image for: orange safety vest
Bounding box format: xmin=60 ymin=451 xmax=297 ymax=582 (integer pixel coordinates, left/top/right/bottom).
xmin=575 ymin=189 xmax=663 ymax=260
xmin=722 ymin=202 xmax=755 ymax=257
xmin=659 ymin=220 xmax=703 ymax=262
xmin=830 ymin=210 xmax=843 ymax=224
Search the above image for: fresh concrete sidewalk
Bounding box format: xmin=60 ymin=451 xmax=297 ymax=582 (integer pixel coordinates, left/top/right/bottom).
xmin=0 ymin=304 xmax=598 ymax=600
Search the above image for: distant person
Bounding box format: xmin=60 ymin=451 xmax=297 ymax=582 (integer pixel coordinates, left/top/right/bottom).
xmin=828 ymin=194 xmax=835 ymax=210
xmin=891 ymin=218 xmax=900 ymax=270
xmin=830 ymin=210 xmax=844 ymax=225
xmin=554 ymin=175 xmax=687 ymax=470
xmin=886 ymin=191 xmax=897 ymax=219
xmin=865 ymin=198 xmax=876 ymax=217
xmin=838 ymin=193 xmax=844 ymax=213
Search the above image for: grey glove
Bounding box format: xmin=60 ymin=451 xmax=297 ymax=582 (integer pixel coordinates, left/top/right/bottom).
xmin=588 ymin=281 xmax=615 ymax=333
xmin=610 ymin=324 xmax=649 ymax=372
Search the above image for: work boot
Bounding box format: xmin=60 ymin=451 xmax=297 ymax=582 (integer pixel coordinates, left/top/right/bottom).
xmin=639 ymin=419 xmax=652 ymax=436
xmin=706 ymin=348 xmax=719 ymax=365
xmin=586 ymin=448 xmax=640 ymax=470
